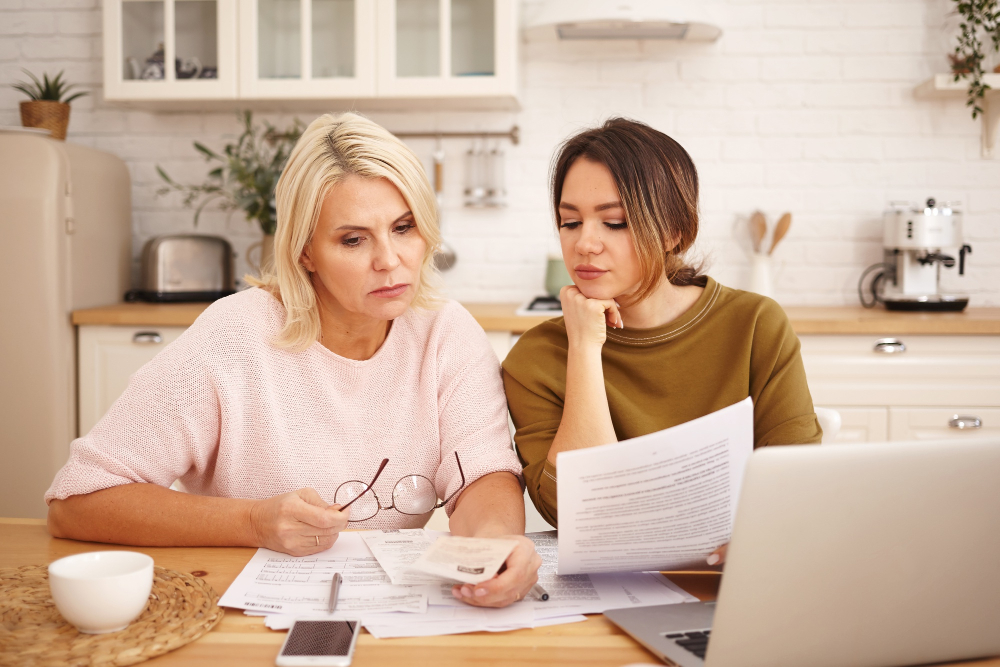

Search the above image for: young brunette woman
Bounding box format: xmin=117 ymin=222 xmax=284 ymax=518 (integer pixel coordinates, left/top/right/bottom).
xmin=501 ymin=118 xmax=822 ymax=566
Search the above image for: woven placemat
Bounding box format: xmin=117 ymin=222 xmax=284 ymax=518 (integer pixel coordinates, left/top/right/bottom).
xmin=0 ymin=564 xmax=224 ymax=667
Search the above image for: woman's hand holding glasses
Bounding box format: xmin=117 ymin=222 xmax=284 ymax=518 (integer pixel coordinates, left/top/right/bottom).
xmin=451 ymin=534 xmax=542 ymax=608
xmin=249 ymin=488 xmax=350 ymax=557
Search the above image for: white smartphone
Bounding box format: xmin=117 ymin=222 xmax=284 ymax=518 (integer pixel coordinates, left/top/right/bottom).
xmin=275 ymin=620 xmax=361 ymax=667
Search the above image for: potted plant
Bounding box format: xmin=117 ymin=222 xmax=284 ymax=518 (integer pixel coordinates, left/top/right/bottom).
xmin=950 ymin=0 xmax=1000 ymax=119
xmin=157 ymin=111 xmax=304 ymax=275
xmin=11 ymin=69 xmax=88 ymax=140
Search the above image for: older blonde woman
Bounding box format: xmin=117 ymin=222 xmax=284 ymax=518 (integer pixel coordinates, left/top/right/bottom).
xmin=46 ymin=113 xmax=541 ymax=608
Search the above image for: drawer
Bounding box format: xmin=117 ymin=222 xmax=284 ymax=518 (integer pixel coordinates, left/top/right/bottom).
xmin=889 ymin=407 xmax=1000 ymax=441
xmin=799 ymin=335 xmax=1000 ymax=407
xmin=78 ymin=325 xmax=187 ymax=436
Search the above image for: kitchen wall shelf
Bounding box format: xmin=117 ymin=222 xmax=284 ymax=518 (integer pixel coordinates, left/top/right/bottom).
xmin=915 ymin=73 xmax=1000 ymax=159
xmin=103 ymin=0 xmax=518 ymax=109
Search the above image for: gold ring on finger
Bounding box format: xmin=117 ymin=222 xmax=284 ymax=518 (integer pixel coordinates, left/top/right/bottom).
xmin=315 ymin=535 xmax=319 ymax=547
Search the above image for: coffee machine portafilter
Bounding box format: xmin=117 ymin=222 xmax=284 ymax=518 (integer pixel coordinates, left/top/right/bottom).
xmin=859 ymin=198 xmax=972 ymax=311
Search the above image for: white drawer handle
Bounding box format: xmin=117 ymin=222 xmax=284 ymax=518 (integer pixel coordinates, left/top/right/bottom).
xmin=873 ymin=338 xmax=906 ymax=354
xmin=132 ymin=332 xmax=163 ymax=345
xmin=949 ymin=416 xmax=982 ymax=430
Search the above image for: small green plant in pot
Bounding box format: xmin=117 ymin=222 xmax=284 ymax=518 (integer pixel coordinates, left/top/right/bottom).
xmin=11 ymin=69 xmax=89 ymax=140
xmin=951 ymin=0 xmax=1000 ymax=119
xmin=157 ymin=111 xmax=304 ymax=274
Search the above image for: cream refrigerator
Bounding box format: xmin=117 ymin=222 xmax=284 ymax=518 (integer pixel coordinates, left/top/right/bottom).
xmin=0 ymin=130 xmax=132 ymax=518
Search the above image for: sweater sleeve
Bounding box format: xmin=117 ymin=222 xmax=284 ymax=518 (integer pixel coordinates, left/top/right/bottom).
xmin=501 ymin=369 xmax=561 ymax=528
xmin=44 ymin=320 xmax=221 ymax=504
xmin=749 ymin=299 xmax=823 ymax=447
xmin=433 ymin=304 xmax=524 ymax=517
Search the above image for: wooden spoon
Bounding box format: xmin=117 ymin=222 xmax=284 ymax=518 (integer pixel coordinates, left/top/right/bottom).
xmin=750 ymin=211 xmax=767 ymax=254
xmin=769 ymin=212 xmax=792 ymax=255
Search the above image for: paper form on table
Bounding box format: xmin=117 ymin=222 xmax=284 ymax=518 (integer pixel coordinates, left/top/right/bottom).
xmin=359 ymin=529 xmax=444 ymax=585
xmin=217 ymin=532 xmax=428 ymax=617
xmin=417 ymin=531 xmax=698 ymax=618
xmin=556 ymin=397 xmax=754 ymax=575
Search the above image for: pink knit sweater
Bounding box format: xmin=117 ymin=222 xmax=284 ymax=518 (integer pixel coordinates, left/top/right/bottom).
xmin=46 ymin=289 xmax=522 ymax=529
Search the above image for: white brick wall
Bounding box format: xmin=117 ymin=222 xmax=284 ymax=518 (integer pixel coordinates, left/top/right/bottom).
xmin=1 ymin=0 xmax=998 ymax=306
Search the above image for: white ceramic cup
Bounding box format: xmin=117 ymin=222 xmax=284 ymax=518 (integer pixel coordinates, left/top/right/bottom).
xmin=48 ymin=551 xmax=154 ymax=634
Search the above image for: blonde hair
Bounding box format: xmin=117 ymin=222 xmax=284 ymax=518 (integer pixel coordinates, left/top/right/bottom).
xmin=248 ymin=113 xmax=442 ymax=351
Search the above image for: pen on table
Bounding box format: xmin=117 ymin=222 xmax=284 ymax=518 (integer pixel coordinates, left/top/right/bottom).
xmin=530 ymin=584 xmax=549 ymax=601
xmin=328 ymin=572 xmax=342 ymax=613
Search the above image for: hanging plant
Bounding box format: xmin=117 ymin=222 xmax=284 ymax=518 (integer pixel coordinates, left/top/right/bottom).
xmin=951 ymin=0 xmax=1000 ymax=119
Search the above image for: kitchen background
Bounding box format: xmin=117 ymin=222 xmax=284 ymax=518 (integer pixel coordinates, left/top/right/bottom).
xmin=1 ymin=0 xmax=998 ymax=306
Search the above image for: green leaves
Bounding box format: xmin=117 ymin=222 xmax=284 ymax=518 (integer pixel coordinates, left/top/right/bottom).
xmin=155 ymin=111 xmax=304 ymax=236
xmin=952 ymin=0 xmax=1000 ymax=119
xmin=10 ymin=69 xmax=89 ymax=103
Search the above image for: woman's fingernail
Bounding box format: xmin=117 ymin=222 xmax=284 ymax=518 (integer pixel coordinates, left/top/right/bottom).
xmin=474 ymin=588 xmax=488 ymax=597
xmin=706 ymin=554 xmax=720 ymax=565
xmin=461 ymin=586 xmax=473 ymax=597
xmin=452 ymin=588 xmax=461 ymax=599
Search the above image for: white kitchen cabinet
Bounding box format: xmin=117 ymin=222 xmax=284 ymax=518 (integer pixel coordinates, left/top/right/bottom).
xmin=103 ymin=0 xmax=239 ymax=100
xmin=888 ymin=407 xmax=1000 ymax=441
xmin=799 ymin=334 xmax=1000 ymax=444
xmin=77 ymin=325 xmax=186 ymax=436
xmin=376 ymin=0 xmax=517 ymax=100
xmin=820 ymin=407 xmax=888 ymax=444
xmin=104 ymin=0 xmax=517 ymax=105
xmin=239 ymin=0 xmax=377 ymax=98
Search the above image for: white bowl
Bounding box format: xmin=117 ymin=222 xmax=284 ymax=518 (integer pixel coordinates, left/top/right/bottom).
xmin=48 ymin=551 xmax=154 ymax=634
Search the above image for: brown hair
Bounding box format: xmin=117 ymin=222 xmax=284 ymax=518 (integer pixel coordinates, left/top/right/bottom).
xmin=551 ymin=117 xmax=705 ymax=303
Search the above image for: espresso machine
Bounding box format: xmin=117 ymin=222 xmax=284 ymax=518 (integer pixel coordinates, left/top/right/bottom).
xmin=859 ymin=198 xmax=973 ymax=311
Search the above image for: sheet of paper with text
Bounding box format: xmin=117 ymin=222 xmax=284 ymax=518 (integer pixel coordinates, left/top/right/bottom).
xmin=556 ymin=397 xmax=754 ymax=575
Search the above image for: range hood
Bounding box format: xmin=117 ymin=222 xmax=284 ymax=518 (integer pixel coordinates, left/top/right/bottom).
xmin=523 ymin=0 xmax=723 ymax=42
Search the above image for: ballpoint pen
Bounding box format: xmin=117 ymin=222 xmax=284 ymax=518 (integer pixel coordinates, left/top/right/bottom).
xmin=328 ymin=572 xmax=342 ymax=613
xmin=530 ymin=583 xmax=550 ymax=601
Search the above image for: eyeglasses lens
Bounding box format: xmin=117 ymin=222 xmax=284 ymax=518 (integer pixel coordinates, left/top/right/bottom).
xmin=335 ymin=481 xmax=379 ymax=521
xmin=392 ymin=475 xmax=437 ymax=515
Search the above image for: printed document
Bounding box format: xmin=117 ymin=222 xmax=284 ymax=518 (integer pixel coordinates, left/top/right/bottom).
xmin=359 ymin=529 xmax=443 ymax=585
xmin=556 ymin=397 xmax=754 ymax=574
xmin=409 ymin=536 xmax=519 ymax=584
xmin=218 ymin=532 xmax=427 ymax=617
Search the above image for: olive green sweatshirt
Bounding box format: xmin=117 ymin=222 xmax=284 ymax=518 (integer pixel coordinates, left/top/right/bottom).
xmin=502 ymin=277 xmax=822 ymax=528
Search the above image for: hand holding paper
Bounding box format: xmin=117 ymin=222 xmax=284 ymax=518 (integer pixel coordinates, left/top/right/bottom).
xmin=556 ymin=397 xmax=754 ymax=574
xmin=410 ymin=536 xmax=519 ymax=584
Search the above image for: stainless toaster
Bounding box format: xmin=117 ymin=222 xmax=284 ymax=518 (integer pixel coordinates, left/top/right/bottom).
xmin=127 ymin=235 xmax=235 ymax=302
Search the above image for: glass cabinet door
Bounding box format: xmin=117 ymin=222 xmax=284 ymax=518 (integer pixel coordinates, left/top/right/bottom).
xmin=105 ymin=0 xmax=237 ymax=99
xmin=377 ymin=0 xmax=514 ymax=99
xmin=241 ymin=0 xmax=375 ymax=98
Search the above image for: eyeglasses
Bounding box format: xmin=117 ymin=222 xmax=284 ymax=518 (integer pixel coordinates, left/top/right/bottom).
xmin=335 ymin=451 xmax=466 ymax=522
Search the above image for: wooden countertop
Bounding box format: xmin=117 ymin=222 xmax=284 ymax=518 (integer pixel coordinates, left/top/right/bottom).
xmin=71 ymin=302 xmax=1000 ymax=335
xmin=3 ymin=519 xmax=997 ymax=667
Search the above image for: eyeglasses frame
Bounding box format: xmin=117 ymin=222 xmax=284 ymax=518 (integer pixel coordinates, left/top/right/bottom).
xmin=336 ymin=451 xmax=466 ymax=521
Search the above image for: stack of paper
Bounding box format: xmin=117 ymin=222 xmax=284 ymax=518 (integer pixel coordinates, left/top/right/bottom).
xmin=219 ymin=530 xmax=697 ymax=638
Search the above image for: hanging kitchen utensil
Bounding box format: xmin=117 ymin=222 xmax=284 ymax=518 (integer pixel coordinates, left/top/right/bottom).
xmin=487 ymin=141 xmax=506 ymax=207
xmin=769 ymin=212 xmax=792 ymax=255
xmin=433 ymin=141 xmax=457 ymax=271
xmin=750 ymin=210 xmax=767 ymax=254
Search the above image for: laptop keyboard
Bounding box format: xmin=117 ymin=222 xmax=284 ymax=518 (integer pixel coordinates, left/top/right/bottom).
xmin=663 ymin=630 xmax=711 ymax=660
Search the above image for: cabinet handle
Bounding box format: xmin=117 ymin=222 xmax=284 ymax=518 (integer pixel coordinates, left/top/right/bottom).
xmin=132 ymin=332 xmax=163 ymax=345
xmin=949 ymin=415 xmax=982 ymax=430
xmin=873 ymin=338 xmax=906 ymax=354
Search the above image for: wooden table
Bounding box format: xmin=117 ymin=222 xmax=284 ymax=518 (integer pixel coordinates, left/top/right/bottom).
xmin=4 ymin=519 xmax=998 ymax=667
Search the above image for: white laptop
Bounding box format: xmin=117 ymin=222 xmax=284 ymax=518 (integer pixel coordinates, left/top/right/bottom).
xmin=605 ymin=437 xmax=1000 ymax=667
